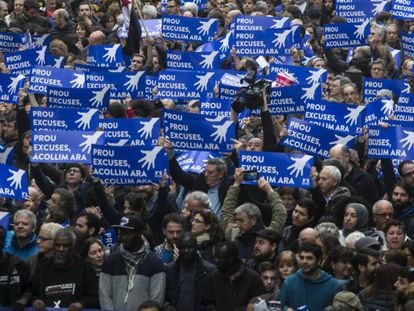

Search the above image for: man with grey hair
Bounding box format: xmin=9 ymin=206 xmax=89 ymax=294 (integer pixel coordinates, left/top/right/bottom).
xmin=0 ymin=0 xmax=8 ymax=28
xmin=164 ymin=137 xmax=234 ymax=215
xmin=142 ymin=4 xmax=158 ymax=19
xmin=4 ymin=210 xmax=38 ymax=260
xmin=50 ymin=8 xmax=78 ymax=54
xmin=221 ymin=168 xmax=286 ymax=259
xmin=372 ymin=199 xmax=394 ymax=240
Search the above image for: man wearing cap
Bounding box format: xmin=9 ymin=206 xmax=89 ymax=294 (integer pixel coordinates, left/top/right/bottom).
xmin=99 ymin=215 xmax=166 ymax=311
xmin=247 ymin=229 xmax=279 ymax=273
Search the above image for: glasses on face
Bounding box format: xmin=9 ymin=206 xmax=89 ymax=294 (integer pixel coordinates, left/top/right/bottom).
xmin=374 ymin=213 xmax=393 ymax=218
xmin=67 ymin=168 xmax=81 ymax=174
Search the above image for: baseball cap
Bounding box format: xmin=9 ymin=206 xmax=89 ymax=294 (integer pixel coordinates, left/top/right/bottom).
xmin=112 ymin=215 xmax=145 ymax=232
xmin=333 ymin=291 xmax=363 ymax=311
xmin=355 ymin=236 xmax=382 ymax=252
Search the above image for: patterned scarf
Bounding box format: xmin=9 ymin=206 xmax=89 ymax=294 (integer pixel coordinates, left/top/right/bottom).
xmin=120 ymin=238 xmax=150 ymax=303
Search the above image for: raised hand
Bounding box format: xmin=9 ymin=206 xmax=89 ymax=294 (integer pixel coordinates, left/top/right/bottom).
xmin=354 ymin=19 xmax=369 ymax=40
xmin=272 ymin=29 xmax=291 ymax=49
xmin=75 ymin=109 xmax=98 ymax=130
xmin=210 ymin=120 xmax=233 ymax=143
xmin=200 ymin=51 xmax=219 ymax=69
xmin=138 ymin=118 xmax=159 ymax=139
xmin=301 ymin=82 xmax=319 ymax=102
xmin=380 ymin=98 xmax=394 ymax=115
xmin=400 ymin=130 xmax=414 ymax=150
xmin=7 ymin=169 xmax=25 ymax=189
xmin=344 ymin=105 xmax=366 ymax=126
xmin=7 ymin=74 xmax=25 ymax=94
xmin=89 ymin=86 xmax=110 ymax=107
xmin=33 ymin=34 xmax=49 ymax=48
xmin=70 ymin=73 xmax=85 ymax=88
xmin=195 ymin=72 xmax=214 ymax=92
xmin=124 ymin=71 xmax=144 ymax=92
xmin=35 ymin=46 xmax=47 ymax=66
xmin=306 ymin=69 xmax=325 ymax=85
xmin=103 ymin=44 xmax=120 ymax=63
xmin=80 ymin=131 xmax=104 ymax=153
xmin=329 ymin=134 xmax=355 ymax=146
xmin=138 ymin=146 xmax=163 ymax=170
xmin=197 ymin=19 xmax=216 ymax=36
xmin=287 ymin=154 xmax=313 ymax=178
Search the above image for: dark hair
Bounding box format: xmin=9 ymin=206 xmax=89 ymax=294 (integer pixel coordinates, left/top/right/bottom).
xmin=77 ymin=211 xmax=101 ymax=236
xmin=216 ymin=241 xmax=239 ymax=259
xmin=75 ymin=20 xmax=92 ymax=37
xmin=323 ymin=246 xmax=353 ymax=274
xmin=393 ymin=181 xmax=414 ymax=199
xmin=385 ymin=250 xmax=408 ymax=267
xmin=54 ymin=188 xmax=76 ymax=219
xmin=298 ymin=241 xmax=323 ymax=261
xmin=384 ymin=219 xmax=406 ymax=235
xmin=124 ymin=192 xmax=146 ymax=212
xmin=296 ymin=198 xmax=318 ymax=222
xmin=277 ymin=187 xmax=300 ymax=200
xmin=24 ymin=0 xmax=39 ymax=10
xmin=353 ymin=248 xmax=380 ymax=271
xmin=80 ymin=237 xmax=104 ymax=260
xmin=364 ymin=263 xmax=402 ymax=299
xmin=108 ymin=101 xmax=127 ymax=118
xmin=0 ymin=225 xmax=5 ymax=242
xmin=398 ymin=160 xmax=414 ymax=176
xmin=258 ymin=261 xmax=276 ymax=274
xmin=193 ymin=209 xmax=222 ymax=245
xmin=403 ymin=240 xmax=414 ymax=256
xmin=162 ymin=213 xmax=185 ymax=229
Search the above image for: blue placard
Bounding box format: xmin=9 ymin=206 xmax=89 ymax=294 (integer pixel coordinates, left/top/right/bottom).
xmin=393 ymin=94 xmax=414 ymax=123
xmin=30 ymin=107 xmax=100 ymax=131
xmin=281 ymin=117 xmax=356 ymax=158
xmin=166 ymin=50 xmax=221 ymax=70
xmin=401 ymin=33 xmax=414 ymax=58
xmin=84 ymin=70 xmax=146 ymax=99
xmin=156 ymin=69 xmax=216 ymax=99
xmin=234 ymin=15 xmax=291 ymax=34
xmin=161 ymin=16 xmax=218 ymax=42
xmin=267 ymin=65 xmax=327 ymax=86
xmin=176 ymin=150 xmax=217 ymax=174
xmin=392 ymin=0 xmax=414 ymax=19
xmin=195 ymin=30 xmax=234 ymax=61
xmin=368 ymin=125 xmax=414 ymax=159
xmin=140 ymin=19 xmax=162 ymax=38
xmin=91 ymin=145 xmax=168 ymax=185
xmin=0 ymin=164 xmax=28 ymax=200
xmin=335 ymin=0 xmax=390 ymax=23
xmin=304 ymin=100 xmax=365 ymax=134
xmin=364 ymin=97 xmax=394 ymax=126
xmin=323 ymin=20 xmax=369 ymax=49
xmin=0 ymin=212 xmax=9 ymax=230
xmin=145 ymin=75 xmax=158 ymax=100
xmin=0 ymin=32 xmax=25 ymax=52
xmin=87 ymin=44 xmax=123 ymax=68
xmin=362 ymin=77 xmax=409 ymax=103
xmin=163 ymin=109 xmax=235 ymax=152
xmin=31 ymin=130 xmax=105 ymax=164
xmin=29 ymin=66 xmax=86 ymax=94
xmin=0 ymin=145 xmax=14 ymax=166
xmin=199 ymin=98 xmax=232 ymax=118
xmin=98 ymin=118 xmax=160 ymax=147
xmin=0 ymin=73 xmax=26 ymax=104
xmin=239 ymin=151 xmax=313 ymax=188
xmin=47 ymin=86 xmax=110 ymax=111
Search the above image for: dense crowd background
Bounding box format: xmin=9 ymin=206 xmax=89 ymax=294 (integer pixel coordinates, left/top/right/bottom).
xmin=2 ymin=0 xmax=414 ymax=310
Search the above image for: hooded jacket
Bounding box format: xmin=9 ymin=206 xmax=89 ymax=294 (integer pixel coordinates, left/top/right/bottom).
xmin=280 ymin=269 xmax=342 ymax=311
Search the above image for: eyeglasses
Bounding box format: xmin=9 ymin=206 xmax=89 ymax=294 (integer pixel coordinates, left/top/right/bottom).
xmin=67 ymin=168 xmax=81 ymax=174
xmin=37 ymin=236 xmax=52 ymax=242
xmin=374 ymin=213 xmax=393 ymax=218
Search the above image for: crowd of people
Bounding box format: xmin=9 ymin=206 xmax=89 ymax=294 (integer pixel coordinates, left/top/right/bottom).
xmin=2 ymin=0 xmax=414 ymax=310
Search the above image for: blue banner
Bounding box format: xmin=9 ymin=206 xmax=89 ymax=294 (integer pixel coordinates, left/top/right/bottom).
xmin=74 ymin=63 xmax=127 ymax=72
xmin=368 ymin=125 xmax=414 ymax=159
xmin=166 ymin=50 xmax=221 ymax=70
xmin=324 ymin=20 xmax=369 ymax=49
xmin=239 ymin=151 xmax=313 ymax=188
xmin=401 ymin=33 xmax=414 ymax=58
xmin=362 ymin=77 xmax=409 ymax=103
xmin=234 ymin=15 xmax=291 ymax=34
xmin=0 ymin=164 xmax=28 ymax=200
xmin=304 ymin=100 xmax=365 ymax=134
xmin=195 ymin=30 xmax=234 ymax=61
xmin=30 ymin=107 xmax=100 ymax=131
xmin=0 ymin=32 xmax=25 ymax=52
xmin=163 ymin=109 xmax=235 ymax=152
xmin=98 ymin=118 xmax=160 ymax=147
xmin=145 ymin=75 xmax=158 ymax=100
xmin=364 ymin=97 xmax=394 ymax=126
xmin=199 ymin=98 xmax=232 ymax=118
xmin=140 ymin=19 xmax=162 ymax=38
xmin=176 ymin=150 xmax=217 ymax=174
xmin=281 ymin=117 xmax=356 ymax=158
xmin=91 ymin=145 xmax=168 ymax=185
xmin=47 ymin=86 xmax=110 ymax=111
xmin=392 ymin=0 xmax=414 ymax=20
xmin=267 ymin=64 xmax=327 ymax=86
xmin=335 ymin=0 xmax=390 ymax=23
xmin=157 ymin=69 xmax=216 ymax=99
xmin=87 ymin=44 xmax=123 ymax=68
xmin=393 ymin=94 xmax=414 ymax=123
xmin=84 ymin=70 xmax=146 ymax=99
xmin=4 ymin=47 xmax=63 ymax=75
xmin=218 ymin=72 xmax=246 ymax=100
xmin=0 ymin=145 xmax=14 ymax=166
xmin=0 ymin=211 xmax=9 ymax=230
xmin=29 ymin=66 xmax=86 ymax=94
xmin=161 ymin=16 xmax=218 ymax=42
xmin=31 ymin=130 xmax=105 ymax=163
xmin=0 ymin=73 xmax=26 ymax=104
xmin=32 ymin=34 xmax=51 ymax=49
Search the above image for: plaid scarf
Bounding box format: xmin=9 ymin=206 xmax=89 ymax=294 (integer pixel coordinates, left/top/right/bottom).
xmin=120 ymin=238 xmax=150 ymax=303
